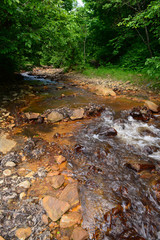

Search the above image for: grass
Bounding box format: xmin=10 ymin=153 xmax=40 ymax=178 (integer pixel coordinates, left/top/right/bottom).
xmin=82 ymin=66 xmax=160 ymax=91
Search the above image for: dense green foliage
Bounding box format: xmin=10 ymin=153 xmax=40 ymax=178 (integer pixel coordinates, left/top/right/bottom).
xmin=0 ymin=0 xmax=160 ymax=82
xmin=83 ymin=0 xmax=160 ymax=79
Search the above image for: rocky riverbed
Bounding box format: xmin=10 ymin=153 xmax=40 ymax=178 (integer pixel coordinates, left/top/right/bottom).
xmin=0 ymin=68 xmax=160 ymax=240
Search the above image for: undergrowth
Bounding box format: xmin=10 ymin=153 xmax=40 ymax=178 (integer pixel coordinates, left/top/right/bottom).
xmin=82 ymin=66 xmax=160 ymax=91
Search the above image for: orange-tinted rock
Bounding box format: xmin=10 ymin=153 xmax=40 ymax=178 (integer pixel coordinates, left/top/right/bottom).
xmin=42 ymin=214 xmax=49 ymax=225
xmin=0 ymin=236 xmax=5 ymax=240
xmin=25 ymin=112 xmax=40 ymax=120
xmin=51 ymin=175 xmax=65 ymax=189
xmin=71 ymin=227 xmax=88 ymax=240
xmin=55 ymin=155 xmax=66 ymax=164
xmin=60 ymin=212 xmax=82 ymax=228
xmin=42 ymin=196 xmax=70 ymax=221
xmin=15 ymin=227 xmax=32 ymax=240
xmin=59 ymin=183 xmax=79 ymax=207
xmin=145 ymin=100 xmax=159 ymax=112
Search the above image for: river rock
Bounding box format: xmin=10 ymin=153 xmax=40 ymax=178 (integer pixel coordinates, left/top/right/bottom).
xmin=15 ymin=227 xmax=32 ymax=240
xmin=145 ymin=100 xmax=159 ymax=112
xmin=47 ymin=111 xmax=64 ymax=122
xmin=95 ymin=86 xmax=116 ymax=97
xmin=42 ymin=214 xmax=49 ymax=225
xmin=51 ymin=175 xmax=65 ymax=189
xmin=19 ymin=192 xmax=26 ymax=200
xmin=18 ymin=180 xmax=31 ymax=189
xmin=55 ymin=155 xmax=66 ymax=164
xmin=94 ymin=126 xmax=117 ymax=138
xmin=25 ymin=112 xmax=40 ymax=120
xmin=42 ymin=196 xmax=70 ymax=221
xmin=3 ymin=169 xmax=12 ymax=176
xmin=5 ymin=161 xmax=16 ymax=167
xmin=0 ymin=133 xmax=16 ymax=154
xmin=125 ymin=160 xmax=155 ymax=172
xmin=70 ymin=108 xmax=85 ymax=120
xmin=59 ymin=183 xmax=79 ymax=207
xmin=0 ymin=236 xmax=5 ymax=240
xmin=71 ymin=227 xmax=88 ymax=240
xmin=60 ymin=212 xmax=82 ymax=228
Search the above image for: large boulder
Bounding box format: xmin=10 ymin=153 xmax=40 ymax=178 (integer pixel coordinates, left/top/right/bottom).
xmin=145 ymin=100 xmax=159 ymax=113
xmin=47 ymin=111 xmax=64 ymax=123
xmin=42 ymin=196 xmax=70 ymax=221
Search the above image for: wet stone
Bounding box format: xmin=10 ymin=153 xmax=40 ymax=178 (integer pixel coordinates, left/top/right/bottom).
xmin=94 ymin=126 xmax=117 ymax=138
xmin=60 ymin=212 xmax=82 ymax=228
xmin=47 ymin=111 xmax=64 ymax=123
xmin=71 ymin=227 xmax=88 ymax=240
xmin=51 ymin=175 xmax=65 ymax=189
xmin=19 ymin=192 xmax=26 ymax=200
xmin=18 ymin=180 xmax=31 ymax=189
xmin=42 ymin=214 xmax=49 ymax=225
xmin=0 ymin=236 xmax=5 ymax=240
xmin=70 ymin=108 xmax=85 ymax=120
xmin=3 ymin=169 xmax=12 ymax=177
xmin=125 ymin=160 xmax=155 ymax=172
xmin=145 ymin=100 xmax=159 ymax=113
xmin=5 ymin=161 xmax=16 ymax=167
xmin=59 ymin=183 xmax=79 ymax=207
xmin=0 ymin=133 xmax=17 ymax=154
xmin=25 ymin=112 xmax=40 ymax=120
xmin=55 ymin=155 xmax=66 ymax=164
xmin=42 ymin=196 xmax=70 ymax=221
xmin=15 ymin=227 xmax=32 ymax=240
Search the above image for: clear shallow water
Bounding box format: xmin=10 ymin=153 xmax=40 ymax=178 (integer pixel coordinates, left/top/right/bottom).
xmin=68 ymin=110 xmax=160 ymax=239
xmin=21 ymin=73 xmax=160 ymax=239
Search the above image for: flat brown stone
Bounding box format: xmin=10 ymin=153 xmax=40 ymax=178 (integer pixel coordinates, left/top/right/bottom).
xmin=55 ymin=155 xmax=66 ymax=164
xmin=51 ymin=175 xmax=65 ymax=189
xmin=59 ymin=183 xmax=79 ymax=207
xmin=15 ymin=227 xmax=32 ymax=240
xmin=71 ymin=227 xmax=88 ymax=240
xmin=42 ymin=196 xmax=70 ymax=221
xmin=0 ymin=236 xmax=5 ymax=240
xmin=60 ymin=212 xmax=82 ymax=228
xmin=145 ymin=101 xmax=159 ymax=113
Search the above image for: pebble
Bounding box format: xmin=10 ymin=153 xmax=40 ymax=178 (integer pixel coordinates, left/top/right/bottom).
xmin=5 ymin=161 xmax=16 ymax=167
xmin=19 ymin=192 xmax=26 ymax=200
xmin=18 ymin=180 xmax=31 ymax=189
xmin=42 ymin=214 xmax=49 ymax=225
xmin=3 ymin=169 xmax=12 ymax=177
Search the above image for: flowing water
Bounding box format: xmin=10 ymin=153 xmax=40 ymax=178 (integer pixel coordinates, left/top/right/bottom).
xmin=5 ymin=73 xmax=160 ymax=239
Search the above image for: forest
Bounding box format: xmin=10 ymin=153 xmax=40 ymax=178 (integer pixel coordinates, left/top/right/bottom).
xmin=0 ymin=0 xmax=160 ymax=84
